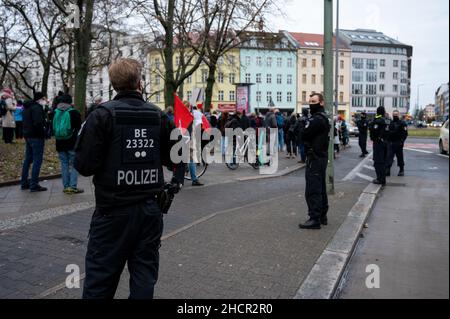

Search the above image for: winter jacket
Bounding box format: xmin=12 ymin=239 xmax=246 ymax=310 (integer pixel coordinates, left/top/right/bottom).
xmin=23 ymin=100 xmax=47 ymax=139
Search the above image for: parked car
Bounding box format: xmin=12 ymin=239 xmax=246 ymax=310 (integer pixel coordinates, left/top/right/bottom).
xmin=347 ymin=123 xmax=359 ymax=137
xmin=431 ymin=121 xmax=443 ymax=128
xmin=415 ymin=121 xmax=428 ymax=128
xmin=439 ymin=120 xmax=449 ymax=155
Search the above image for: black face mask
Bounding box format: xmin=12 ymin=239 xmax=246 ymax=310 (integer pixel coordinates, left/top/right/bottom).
xmin=393 ymin=116 xmax=399 ymax=121
xmin=309 ymin=103 xmax=322 ymax=114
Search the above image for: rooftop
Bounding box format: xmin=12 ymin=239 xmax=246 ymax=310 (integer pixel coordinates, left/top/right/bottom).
xmin=288 ymin=32 xmax=350 ymax=50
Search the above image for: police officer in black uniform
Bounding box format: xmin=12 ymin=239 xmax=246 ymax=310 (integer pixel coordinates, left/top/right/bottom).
xmin=369 ymin=106 xmax=389 ymax=186
xmin=75 ymin=58 xmax=184 ymax=299
xmin=356 ymin=112 xmax=369 ymax=157
xmin=299 ymin=93 xmax=330 ymax=230
xmin=386 ymin=110 xmax=408 ymax=176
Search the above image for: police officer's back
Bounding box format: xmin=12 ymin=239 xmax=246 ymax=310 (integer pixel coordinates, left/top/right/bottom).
xmin=75 ymin=58 xmax=183 ymax=299
xmin=369 ymin=106 xmax=389 ymax=185
xmin=386 ymin=110 xmax=408 ymax=176
xmin=299 ymin=93 xmax=330 ymax=230
xmin=356 ymin=112 xmax=369 ymax=157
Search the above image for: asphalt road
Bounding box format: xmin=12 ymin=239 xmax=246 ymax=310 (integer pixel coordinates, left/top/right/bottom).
xmin=337 ymin=137 xmax=449 ymax=299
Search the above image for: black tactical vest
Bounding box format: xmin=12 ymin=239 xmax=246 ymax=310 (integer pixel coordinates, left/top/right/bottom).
xmin=93 ymin=100 xmax=164 ymax=203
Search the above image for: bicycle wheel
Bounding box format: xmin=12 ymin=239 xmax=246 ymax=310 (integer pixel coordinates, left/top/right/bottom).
xmin=184 ymin=161 xmax=208 ymax=180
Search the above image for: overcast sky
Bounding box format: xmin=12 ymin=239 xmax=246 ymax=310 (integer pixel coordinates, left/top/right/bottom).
xmin=267 ymin=0 xmax=449 ymax=113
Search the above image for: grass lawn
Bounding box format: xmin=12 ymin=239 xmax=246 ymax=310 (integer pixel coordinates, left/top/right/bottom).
xmin=0 ymin=138 xmax=60 ymax=184
xmin=408 ymin=128 xmax=441 ymax=138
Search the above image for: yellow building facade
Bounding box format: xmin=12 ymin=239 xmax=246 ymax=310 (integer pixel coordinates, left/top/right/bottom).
xmin=147 ymin=49 xmax=240 ymax=111
xmin=289 ymin=33 xmax=351 ymax=120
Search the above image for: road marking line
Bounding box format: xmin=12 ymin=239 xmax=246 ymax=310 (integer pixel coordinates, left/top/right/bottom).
xmin=34 ymin=191 xmax=300 ymax=299
xmin=342 ymin=152 xmax=373 ymax=181
xmin=363 ymin=165 xmax=375 ymax=171
xmin=356 ymin=173 xmax=374 ymax=182
xmin=404 ymin=148 xmax=433 ymax=154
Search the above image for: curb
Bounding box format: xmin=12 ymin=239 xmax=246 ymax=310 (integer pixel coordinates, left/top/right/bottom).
xmin=0 ymin=174 xmax=62 ymax=188
xmin=237 ymin=163 xmax=305 ymax=182
xmin=293 ymin=183 xmax=382 ymax=299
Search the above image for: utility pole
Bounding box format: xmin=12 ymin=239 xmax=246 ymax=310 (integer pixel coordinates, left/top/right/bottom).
xmin=334 ymin=0 xmax=340 ymax=117
xmin=324 ymin=0 xmax=334 ymax=194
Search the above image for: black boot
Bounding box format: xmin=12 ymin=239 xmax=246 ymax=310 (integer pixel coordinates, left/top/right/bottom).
xmin=320 ymin=216 xmax=328 ymax=225
xmin=372 ymin=179 xmax=386 ymax=186
xmin=299 ymin=219 xmax=321 ymax=230
xmin=385 ymin=169 xmax=390 ymax=177
xmin=398 ymin=168 xmax=404 ymax=176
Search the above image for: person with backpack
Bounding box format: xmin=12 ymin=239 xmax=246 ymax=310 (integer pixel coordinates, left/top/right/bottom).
xmin=275 ymin=110 xmax=285 ymax=151
xmin=53 ymin=94 xmax=83 ymax=194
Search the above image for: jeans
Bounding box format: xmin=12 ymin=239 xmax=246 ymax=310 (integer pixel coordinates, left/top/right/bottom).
xmin=188 ymin=161 xmax=198 ymax=182
xmin=278 ymin=129 xmax=284 ymax=151
xmin=21 ymin=138 xmax=45 ymax=189
xmin=58 ymin=151 xmax=78 ymax=189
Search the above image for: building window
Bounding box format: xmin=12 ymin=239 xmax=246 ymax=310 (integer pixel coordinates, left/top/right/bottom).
xmin=287 ymin=58 xmax=293 ymax=68
xmin=339 ymin=92 xmax=344 ymax=103
xmin=256 ymin=57 xmax=262 ymax=66
xmin=266 ymin=74 xmax=272 ymax=84
xmin=339 ymin=75 xmax=344 ymax=85
xmin=393 ymin=60 xmax=399 ymax=67
xmin=302 ymin=74 xmax=307 ymax=84
xmin=256 ymin=73 xmax=261 ymax=83
xmin=311 ymin=74 xmax=316 ymax=84
xmin=380 ymin=72 xmax=385 ymax=80
xmin=155 ymin=75 xmax=160 ymax=85
xmin=187 ymin=91 xmax=192 ymax=101
xmin=379 ymin=97 xmax=385 ymax=107
xmin=366 ymin=59 xmax=377 ymax=70
xmin=245 ymin=73 xmax=251 ymax=83
xmin=229 ymin=73 xmax=235 ymax=84
xmin=287 ymin=74 xmax=293 ymax=85
xmin=379 ymin=84 xmax=385 ymax=92
xmin=218 ymin=72 xmax=224 ymax=83
xmin=366 ymin=97 xmax=377 ymax=107
xmin=277 ymin=57 xmax=282 ymax=67
xmin=393 ymin=97 xmax=398 ymax=107
xmin=277 ymin=74 xmax=282 ymax=84
xmin=100 ymin=90 xmax=103 ymax=97
xmin=287 ymin=92 xmax=292 ymax=103
xmin=366 ymin=84 xmax=377 ymax=95
xmin=256 ymin=91 xmax=261 ymax=102
xmin=352 ymin=84 xmax=363 ymax=95
xmin=380 ymin=59 xmax=385 ymax=67
xmin=366 ymin=72 xmax=377 ymax=82
xmin=352 ymin=96 xmax=363 ymax=107
xmin=266 ymin=91 xmax=272 ymax=103
xmin=228 ymin=56 xmax=235 ymax=65
xmin=393 ymin=84 xmax=398 ymax=92
xmin=218 ymin=90 xmax=224 ymax=101
xmin=245 ymin=56 xmax=251 ymax=66
xmin=202 ymin=70 xmax=208 ymax=82
xmin=187 ymin=75 xmax=192 ymax=84
xmin=352 ymin=71 xmax=364 ymax=82
xmin=218 ymin=57 xmax=224 ymax=65
xmin=340 ymin=60 xmax=344 ymax=69
xmin=302 ymin=58 xmax=307 ymax=68
xmin=277 ymin=92 xmax=282 ymax=103
xmin=352 ymin=58 xmax=364 ymax=69
xmin=99 ymin=78 xmax=103 ymax=84
xmin=155 ymin=92 xmax=161 ymax=103
xmin=267 ymin=57 xmax=272 ymax=67
xmin=393 ymin=72 xmax=398 ymax=80
xmin=302 ymin=91 xmax=307 ymax=101
xmin=229 ymin=90 xmax=235 ymax=101
xmin=312 ymin=59 xmax=317 ymax=68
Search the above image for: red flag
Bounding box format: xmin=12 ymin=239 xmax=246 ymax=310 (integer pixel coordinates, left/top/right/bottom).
xmin=201 ymin=114 xmax=211 ymax=131
xmin=174 ymin=94 xmax=193 ymax=132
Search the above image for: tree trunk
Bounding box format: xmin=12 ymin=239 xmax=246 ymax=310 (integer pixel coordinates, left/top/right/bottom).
xmin=204 ymin=61 xmax=217 ymax=113
xmin=73 ymin=0 xmax=94 ymax=119
xmin=163 ymin=0 xmax=175 ymax=109
xmin=41 ymin=61 xmax=51 ymax=97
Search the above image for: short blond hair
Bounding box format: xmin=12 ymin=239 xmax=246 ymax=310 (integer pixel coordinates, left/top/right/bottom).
xmin=108 ymin=58 xmax=142 ymax=92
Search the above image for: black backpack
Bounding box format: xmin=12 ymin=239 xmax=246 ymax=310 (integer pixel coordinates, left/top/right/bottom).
xmin=0 ymin=99 xmax=7 ymax=117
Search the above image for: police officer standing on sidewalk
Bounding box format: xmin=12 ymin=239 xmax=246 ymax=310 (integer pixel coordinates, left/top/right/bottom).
xmin=75 ymin=58 xmax=184 ymax=299
xmin=299 ymin=93 xmax=330 ymax=230
xmin=369 ymin=106 xmax=389 ymax=186
xmin=356 ymin=112 xmax=369 ymax=157
xmin=386 ymin=110 xmax=408 ymax=176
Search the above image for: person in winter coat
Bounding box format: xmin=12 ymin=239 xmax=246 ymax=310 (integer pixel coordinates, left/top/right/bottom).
xmin=285 ymin=114 xmax=298 ymax=159
xmin=1 ymin=93 xmax=16 ymax=143
xmin=54 ymin=94 xmax=83 ymax=194
xmin=14 ymin=100 xmax=24 ymax=139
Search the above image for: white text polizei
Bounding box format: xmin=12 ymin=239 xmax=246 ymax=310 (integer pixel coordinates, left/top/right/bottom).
xmin=117 ymin=169 xmax=159 ymax=186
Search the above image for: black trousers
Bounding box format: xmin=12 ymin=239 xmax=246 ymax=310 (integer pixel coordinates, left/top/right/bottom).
xmin=386 ymin=141 xmax=405 ymax=169
xmin=2 ymin=127 xmax=14 ymax=143
xmin=15 ymin=121 xmax=23 ymax=139
xmin=358 ymin=133 xmax=368 ymax=154
xmin=305 ymin=156 xmax=329 ymax=221
xmin=373 ymin=141 xmax=387 ymax=183
xmin=83 ymin=199 xmax=163 ymax=299
xmin=286 ymin=131 xmax=297 ymax=155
